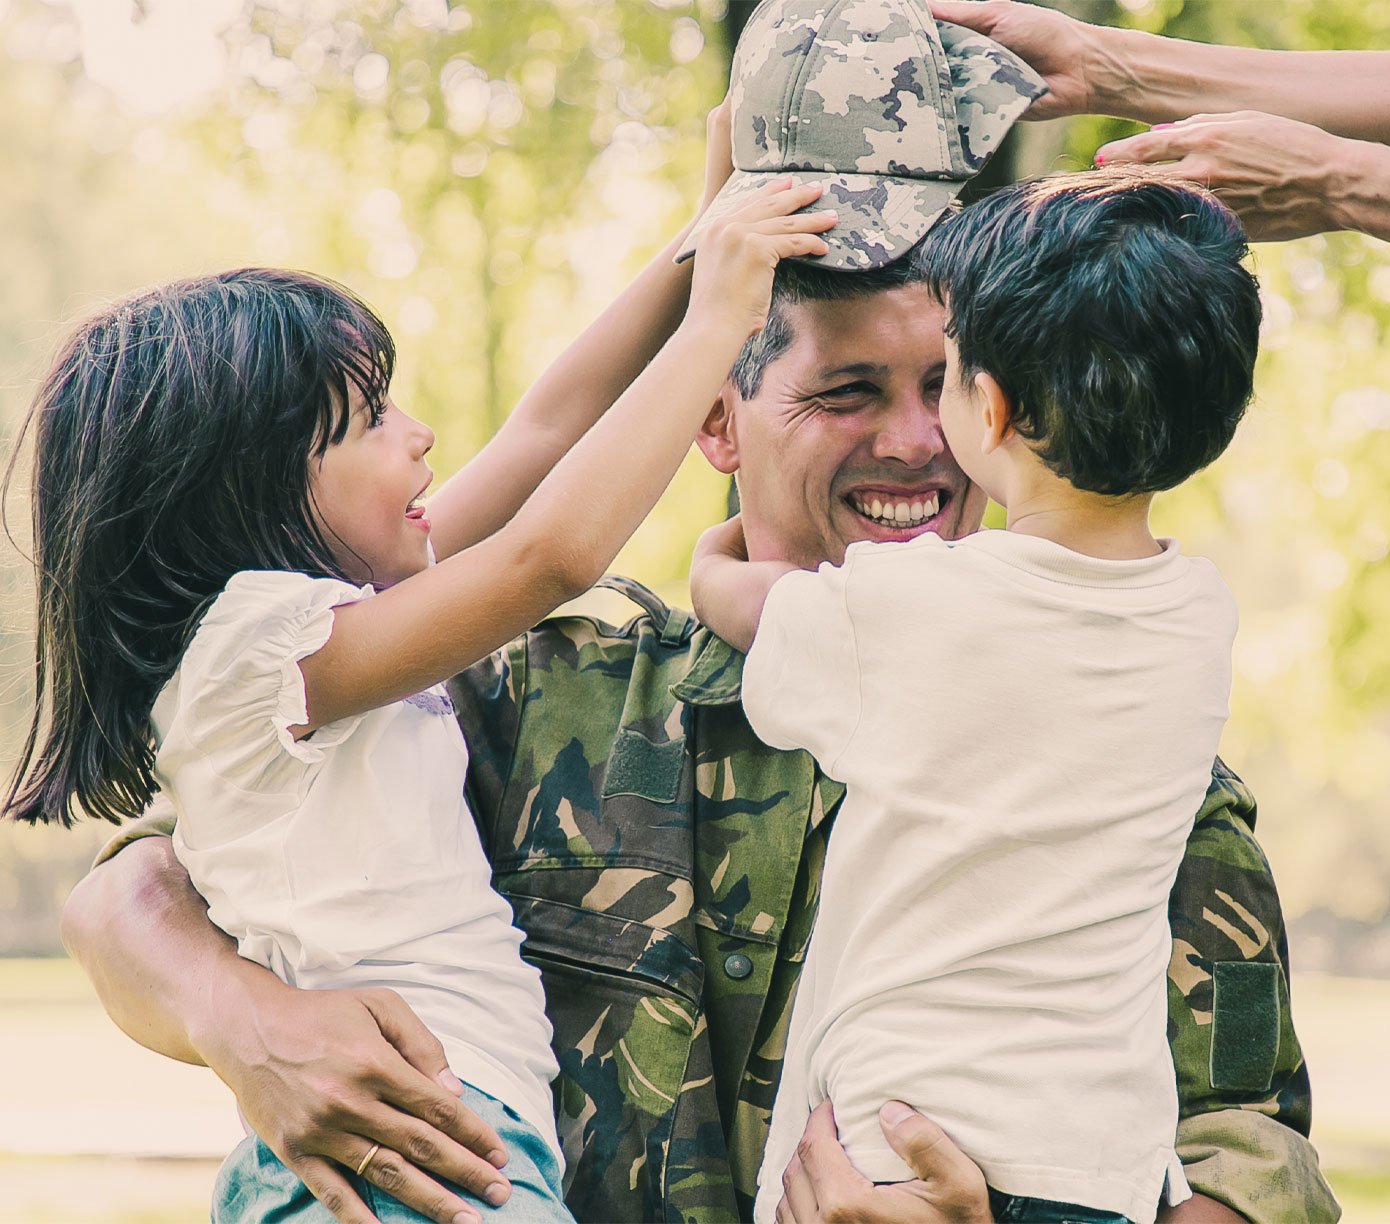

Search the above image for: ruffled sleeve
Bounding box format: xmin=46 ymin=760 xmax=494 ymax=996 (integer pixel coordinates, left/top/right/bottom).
xmin=153 ymin=570 xmax=374 ymax=820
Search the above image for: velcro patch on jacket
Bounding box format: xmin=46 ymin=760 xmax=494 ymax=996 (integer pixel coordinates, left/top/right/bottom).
xmin=1210 ymin=960 xmax=1281 ymax=1092
xmin=602 ymin=728 xmax=685 ymax=804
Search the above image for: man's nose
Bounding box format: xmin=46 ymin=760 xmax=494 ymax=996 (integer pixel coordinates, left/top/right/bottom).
xmin=870 ymin=397 xmax=944 ymax=467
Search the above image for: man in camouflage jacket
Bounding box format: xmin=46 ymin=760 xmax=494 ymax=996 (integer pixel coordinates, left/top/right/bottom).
xmin=78 ymin=251 xmax=1338 ymax=1223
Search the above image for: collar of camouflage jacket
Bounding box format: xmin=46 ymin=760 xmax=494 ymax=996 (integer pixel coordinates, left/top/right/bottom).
xmin=670 ymin=628 xmax=748 ymax=706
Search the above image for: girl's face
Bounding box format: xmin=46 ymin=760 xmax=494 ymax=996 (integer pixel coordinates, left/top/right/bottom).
xmin=310 ymin=386 xmax=436 ymax=587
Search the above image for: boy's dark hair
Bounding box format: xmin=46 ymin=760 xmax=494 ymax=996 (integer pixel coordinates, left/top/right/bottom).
xmin=3 ymin=268 xmax=395 ymax=827
xmin=920 ymin=168 xmax=1261 ymax=495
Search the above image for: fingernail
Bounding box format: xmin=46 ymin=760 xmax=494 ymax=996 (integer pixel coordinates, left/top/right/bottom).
xmin=487 ymin=1147 xmax=509 ymax=1169
xmin=1152 ymin=122 xmax=1174 ymax=130
xmin=484 ymin=1182 xmax=511 ymax=1207
xmin=822 ymin=210 xmax=838 ymax=220
xmin=880 ymin=1101 xmax=915 ymax=1128
xmin=454 ymin=1211 xmax=481 ymax=1224
xmin=1094 ymin=153 xmax=1107 ymax=165
xmin=438 ymin=1069 xmax=464 ymax=1094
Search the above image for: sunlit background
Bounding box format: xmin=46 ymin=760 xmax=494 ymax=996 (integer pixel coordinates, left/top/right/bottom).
xmin=0 ymin=1 xmax=1387 ymax=1220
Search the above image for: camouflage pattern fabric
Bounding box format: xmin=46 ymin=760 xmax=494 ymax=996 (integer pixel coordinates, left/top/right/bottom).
xmin=677 ymin=0 xmax=1046 ymax=269
xmin=98 ymin=578 xmax=1340 ymax=1222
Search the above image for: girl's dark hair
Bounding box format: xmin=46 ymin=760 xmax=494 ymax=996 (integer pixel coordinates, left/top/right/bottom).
xmin=919 ymin=168 xmax=1261 ymax=495
xmin=3 ymin=267 xmax=395 ymax=827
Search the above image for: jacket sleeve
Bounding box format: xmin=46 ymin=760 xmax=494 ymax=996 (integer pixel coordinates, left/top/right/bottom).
xmin=1167 ymin=757 xmax=1341 ymax=1222
xmin=451 ymin=640 xmax=525 ymax=859
xmin=92 ymin=797 xmax=178 ymax=866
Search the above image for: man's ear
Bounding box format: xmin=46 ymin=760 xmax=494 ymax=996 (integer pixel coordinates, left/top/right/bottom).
xmin=696 ymin=383 xmax=741 ymax=475
xmin=973 ymin=371 xmax=1015 ymax=455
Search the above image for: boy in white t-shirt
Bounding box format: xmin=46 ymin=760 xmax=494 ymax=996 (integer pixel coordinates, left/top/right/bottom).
xmin=690 ymin=169 xmax=1263 ymax=1224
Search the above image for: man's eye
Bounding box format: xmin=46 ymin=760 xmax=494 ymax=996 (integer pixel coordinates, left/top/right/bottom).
xmin=815 ymin=382 xmax=874 ymax=409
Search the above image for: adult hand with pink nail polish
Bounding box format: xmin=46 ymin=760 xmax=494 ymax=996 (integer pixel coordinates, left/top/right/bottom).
xmin=1096 ymin=110 xmax=1390 ymax=243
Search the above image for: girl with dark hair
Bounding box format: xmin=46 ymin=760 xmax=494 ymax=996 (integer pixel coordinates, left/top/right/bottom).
xmin=4 ymin=178 xmax=835 ymax=1222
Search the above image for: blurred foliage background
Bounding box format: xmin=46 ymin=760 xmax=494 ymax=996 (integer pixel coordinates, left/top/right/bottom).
xmin=0 ymin=0 xmax=1386 ymax=1219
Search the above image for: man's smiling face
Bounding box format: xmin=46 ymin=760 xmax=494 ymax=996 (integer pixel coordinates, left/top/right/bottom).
xmin=698 ymin=283 xmax=987 ymax=569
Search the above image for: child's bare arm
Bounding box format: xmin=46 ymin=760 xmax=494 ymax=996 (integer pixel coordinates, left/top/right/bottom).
xmin=689 ymin=515 xmax=796 ymax=654
xmin=425 ymin=99 xmax=735 ymax=560
xmin=298 ymin=182 xmax=835 ymax=731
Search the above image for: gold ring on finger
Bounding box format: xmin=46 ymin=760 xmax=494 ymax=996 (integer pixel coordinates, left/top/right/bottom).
xmin=354 ymin=1142 xmax=382 ymax=1178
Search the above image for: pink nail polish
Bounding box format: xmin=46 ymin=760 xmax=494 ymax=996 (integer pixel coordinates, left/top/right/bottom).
xmin=1152 ymin=122 xmax=1174 ymax=130
xmin=1095 ymin=154 xmax=1106 ymax=165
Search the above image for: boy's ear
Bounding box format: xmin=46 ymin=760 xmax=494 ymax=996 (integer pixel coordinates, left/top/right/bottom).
xmin=696 ymin=384 xmax=740 ymax=475
xmin=974 ymin=371 xmax=1015 ymax=455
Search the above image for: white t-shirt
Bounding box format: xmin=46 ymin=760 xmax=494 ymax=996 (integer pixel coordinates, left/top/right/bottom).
xmin=154 ymin=570 xmax=561 ymax=1161
xmin=743 ymin=530 xmax=1237 ymax=1224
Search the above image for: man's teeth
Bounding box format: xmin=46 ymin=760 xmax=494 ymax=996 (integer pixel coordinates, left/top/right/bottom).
xmin=851 ymin=493 xmax=939 ymax=526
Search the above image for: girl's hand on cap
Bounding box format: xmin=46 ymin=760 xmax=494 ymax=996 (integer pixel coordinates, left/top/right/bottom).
xmin=687 ymin=179 xmax=837 ymax=341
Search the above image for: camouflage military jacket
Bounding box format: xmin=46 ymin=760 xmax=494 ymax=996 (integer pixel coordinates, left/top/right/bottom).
xmin=454 ymin=579 xmax=1339 ymax=1224
xmin=105 ymin=578 xmax=1339 ymax=1223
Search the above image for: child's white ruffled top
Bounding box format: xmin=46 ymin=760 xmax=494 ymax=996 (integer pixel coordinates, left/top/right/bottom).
xmin=153 ymin=570 xmax=561 ymax=1160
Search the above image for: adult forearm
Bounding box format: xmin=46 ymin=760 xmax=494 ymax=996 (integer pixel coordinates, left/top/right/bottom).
xmin=1090 ymin=27 xmax=1390 ymax=142
xmin=65 ymin=838 xmax=519 ymax=1221
xmin=61 ymin=837 xmax=259 ymax=1066
xmin=1334 ymin=137 xmax=1390 ymax=241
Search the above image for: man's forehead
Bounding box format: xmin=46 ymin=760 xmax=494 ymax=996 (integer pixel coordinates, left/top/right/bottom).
xmin=779 ymin=285 xmax=946 ymax=374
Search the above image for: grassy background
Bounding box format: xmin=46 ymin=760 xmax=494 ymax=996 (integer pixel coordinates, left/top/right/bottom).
xmin=1 ymin=958 xmax=1386 ymax=1222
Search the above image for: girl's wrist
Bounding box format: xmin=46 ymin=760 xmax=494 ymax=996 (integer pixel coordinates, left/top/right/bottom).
xmin=675 ymin=308 xmax=754 ymax=361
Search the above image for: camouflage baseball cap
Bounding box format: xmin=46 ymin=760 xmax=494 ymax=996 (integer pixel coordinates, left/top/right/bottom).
xmin=678 ymin=0 xmax=1047 ymax=270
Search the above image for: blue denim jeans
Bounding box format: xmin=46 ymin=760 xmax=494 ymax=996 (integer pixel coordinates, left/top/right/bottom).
xmin=987 ymin=1186 xmax=1136 ymax=1224
xmin=213 ymin=1080 xmax=573 ymax=1223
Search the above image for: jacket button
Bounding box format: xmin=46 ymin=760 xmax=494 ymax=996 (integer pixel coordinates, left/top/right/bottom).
xmin=724 ymin=953 xmax=753 ymax=980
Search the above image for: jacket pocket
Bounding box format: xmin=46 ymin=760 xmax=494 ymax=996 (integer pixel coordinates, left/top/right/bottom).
xmin=503 ymin=890 xmax=706 ymax=1223
xmin=509 ymin=892 xmax=704 ymax=1006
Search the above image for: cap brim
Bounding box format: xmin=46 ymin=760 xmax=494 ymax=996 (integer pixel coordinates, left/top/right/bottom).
xmin=676 ymin=168 xmax=966 ymax=272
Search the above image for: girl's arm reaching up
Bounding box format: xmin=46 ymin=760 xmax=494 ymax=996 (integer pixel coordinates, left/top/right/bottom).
xmin=689 ymin=515 xmax=797 ymax=654
xmin=298 ymin=180 xmax=836 ymax=732
xmin=424 ymin=99 xmax=735 ymax=560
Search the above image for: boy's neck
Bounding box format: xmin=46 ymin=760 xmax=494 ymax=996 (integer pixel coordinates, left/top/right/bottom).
xmin=1004 ymin=484 xmax=1160 ymax=561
